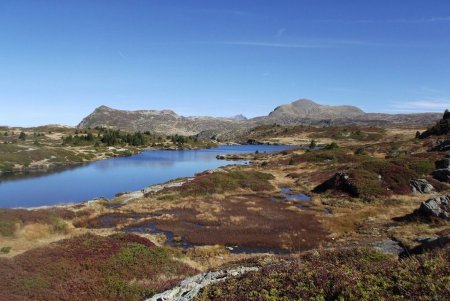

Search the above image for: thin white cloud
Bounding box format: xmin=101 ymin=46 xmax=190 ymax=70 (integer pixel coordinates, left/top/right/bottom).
xmin=316 ymin=16 xmax=450 ymax=24
xmin=391 ymin=100 xmax=450 ymax=112
xmin=217 ymin=41 xmax=324 ymax=48
xmin=217 ymin=39 xmax=399 ymax=48
xmin=187 ymin=8 xmax=254 ymax=17
xmin=394 ymin=16 xmax=450 ymax=24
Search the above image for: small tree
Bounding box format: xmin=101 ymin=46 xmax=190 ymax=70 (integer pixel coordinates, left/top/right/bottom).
xmin=415 ymin=131 xmax=421 ymax=139
xmin=18 ymin=131 xmax=26 ymax=141
xmin=325 ymin=142 xmax=339 ymax=150
xmin=309 ymin=139 xmax=317 ymax=149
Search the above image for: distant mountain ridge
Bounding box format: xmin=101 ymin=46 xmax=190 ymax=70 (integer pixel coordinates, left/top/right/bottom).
xmin=269 ymin=99 xmax=365 ymax=119
xmin=78 ymin=105 xmax=245 ymax=136
xmin=78 ymin=99 xmax=443 ymax=137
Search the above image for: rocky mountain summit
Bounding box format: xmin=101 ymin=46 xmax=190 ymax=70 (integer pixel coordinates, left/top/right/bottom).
xmin=78 ymin=105 xmax=245 ymax=136
xmin=78 ymin=99 xmax=442 ymax=136
xmin=268 ymin=99 xmax=364 ymax=120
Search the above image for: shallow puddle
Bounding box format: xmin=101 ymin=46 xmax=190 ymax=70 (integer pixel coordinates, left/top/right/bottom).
xmin=85 ymin=213 xmax=141 ymax=228
xmin=280 ymin=187 xmax=311 ymax=201
xmin=123 ymin=222 xmax=194 ymax=249
xmin=226 ymin=245 xmax=289 ymax=254
xmin=272 ymin=187 xmax=311 ymax=208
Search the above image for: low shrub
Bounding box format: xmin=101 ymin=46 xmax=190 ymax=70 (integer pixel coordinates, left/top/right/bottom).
xmin=0 ymin=246 xmax=11 ymax=254
xmin=313 ymin=156 xmax=431 ymax=199
xmin=198 ymin=248 xmax=450 ymax=301
xmin=309 ymin=128 xmax=384 ymax=141
xmin=0 ymin=208 xmax=74 ymax=237
xmin=408 ymin=160 xmax=435 ymax=175
xmin=171 ymin=170 xmax=275 ymax=197
xmin=349 ymin=169 xmax=386 ymax=198
xmin=0 ymin=233 xmax=196 ymax=301
xmin=288 ymin=149 xmax=354 ymax=165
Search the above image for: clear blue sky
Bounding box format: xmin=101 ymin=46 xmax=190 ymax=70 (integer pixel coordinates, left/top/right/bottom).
xmin=1 ymin=0 xmax=450 ymax=126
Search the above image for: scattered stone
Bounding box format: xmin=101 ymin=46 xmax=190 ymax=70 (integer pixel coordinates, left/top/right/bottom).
xmin=431 ymin=139 xmax=450 ymax=152
xmin=147 ymin=267 xmax=259 ymax=301
xmin=435 ymin=158 xmax=450 ymax=169
xmin=409 ymin=179 xmax=435 ymax=194
xmin=419 ymin=195 xmax=450 ymax=220
xmin=372 ymin=239 xmax=405 ymax=255
xmin=432 ymin=169 xmax=450 ymax=182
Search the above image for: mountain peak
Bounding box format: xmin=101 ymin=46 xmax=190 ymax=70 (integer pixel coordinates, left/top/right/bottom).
xmin=269 ymin=99 xmax=365 ymax=119
xmin=96 ymin=105 xmax=113 ymax=111
xmin=291 ymin=99 xmax=320 ymax=107
xmin=229 ymin=114 xmax=248 ymax=121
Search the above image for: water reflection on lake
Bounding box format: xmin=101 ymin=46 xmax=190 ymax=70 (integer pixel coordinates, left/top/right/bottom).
xmin=0 ymin=145 xmax=296 ymax=208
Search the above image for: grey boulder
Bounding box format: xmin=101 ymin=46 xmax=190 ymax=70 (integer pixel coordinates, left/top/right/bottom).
xmin=432 ymin=169 xmax=450 ymax=182
xmin=419 ymin=195 xmax=450 ymax=220
xmin=410 ymin=179 xmax=435 ymax=194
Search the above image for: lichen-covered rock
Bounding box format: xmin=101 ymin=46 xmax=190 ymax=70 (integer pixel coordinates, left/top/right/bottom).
xmin=419 ymin=195 xmax=450 ymax=220
xmin=410 ymin=179 xmax=435 ymax=194
xmin=372 ymin=239 xmax=405 ymax=255
xmin=147 ymin=267 xmax=259 ymax=301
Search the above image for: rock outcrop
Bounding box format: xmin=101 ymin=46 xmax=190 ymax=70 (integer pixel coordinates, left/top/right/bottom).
xmin=313 ymin=172 xmax=358 ymax=197
xmin=432 ymin=169 xmax=450 ymax=182
xmin=432 ymin=154 xmax=450 ymax=182
xmin=435 ymin=156 xmax=450 ymax=169
xmin=147 ymin=267 xmax=259 ymax=301
xmin=419 ymin=109 xmax=450 ymax=139
xmin=410 ymin=179 xmax=435 ymax=194
xmin=431 ymin=139 xmax=450 ymax=152
xmin=419 ymin=195 xmax=450 ymax=220
xmin=401 ymin=236 xmax=450 ymax=257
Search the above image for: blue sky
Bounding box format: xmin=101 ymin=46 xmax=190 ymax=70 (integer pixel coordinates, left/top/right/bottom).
xmin=1 ymin=0 xmax=450 ymax=126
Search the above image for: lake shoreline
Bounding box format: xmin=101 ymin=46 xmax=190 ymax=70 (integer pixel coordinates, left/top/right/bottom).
xmin=1 ymin=144 xmax=298 ymax=208
xmin=0 ymin=141 xmax=292 ymax=181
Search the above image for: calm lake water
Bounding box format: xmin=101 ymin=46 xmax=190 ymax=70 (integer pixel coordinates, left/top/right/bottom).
xmin=0 ymin=145 xmax=295 ymax=208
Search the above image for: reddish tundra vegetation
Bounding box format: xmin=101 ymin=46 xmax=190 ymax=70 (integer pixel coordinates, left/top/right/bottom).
xmin=0 ymin=233 xmax=196 ymax=301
